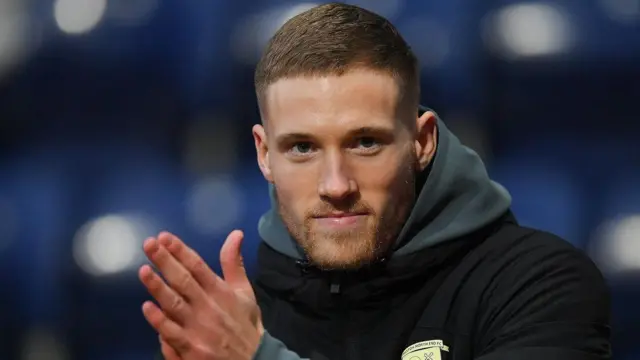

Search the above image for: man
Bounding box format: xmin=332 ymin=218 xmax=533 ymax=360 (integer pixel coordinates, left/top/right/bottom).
xmin=138 ymin=3 xmax=611 ymax=360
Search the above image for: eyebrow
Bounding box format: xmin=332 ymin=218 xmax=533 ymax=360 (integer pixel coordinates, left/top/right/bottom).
xmin=274 ymin=125 xmax=395 ymax=147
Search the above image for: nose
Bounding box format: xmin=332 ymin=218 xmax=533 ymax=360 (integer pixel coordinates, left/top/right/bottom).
xmin=318 ymin=153 xmax=358 ymax=200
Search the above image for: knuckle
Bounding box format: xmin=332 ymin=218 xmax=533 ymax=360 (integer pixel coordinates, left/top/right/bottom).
xmin=191 ymin=257 xmax=206 ymax=273
xmin=174 ymin=338 xmax=192 ymax=353
xmin=195 ymin=343 xmax=217 ymax=357
xmin=169 ymin=295 xmax=186 ymax=313
xmin=153 ymin=247 xmax=168 ymax=262
xmin=147 ymin=277 xmax=161 ymax=292
xmin=177 ymin=273 xmax=193 ymax=290
xmin=203 ymin=305 xmax=222 ymax=324
xmin=186 ymin=251 xmax=207 ymax=273
xmin=196 ymin=341 xmax=225 ymax=359
xmin=173 ymin=244 xmax=187 ymax=259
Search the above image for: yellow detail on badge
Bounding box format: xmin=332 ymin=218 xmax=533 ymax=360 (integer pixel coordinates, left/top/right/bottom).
xmin=401 ymin=339 xmax=450 ymax=360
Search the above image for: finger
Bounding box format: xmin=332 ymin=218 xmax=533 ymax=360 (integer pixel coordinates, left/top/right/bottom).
xmin=153 ymin=235 xmax=235 ymax=318
xmin=142 ymin=301 xmax=191 ymax=354
xmin=157 ymin=231 xmax=221 ymax=294
xmin=144 ymin=237 xmax=206 ymax=304
xmin=139 ymin=264 xmax=190 ymax=322
xmin=160 ymin=336 xmax=181 ymax=360
xmin=220 ymin=230 xmax=254 ymax=297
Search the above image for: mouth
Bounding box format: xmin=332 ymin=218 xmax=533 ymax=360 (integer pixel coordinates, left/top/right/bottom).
xmin=312 ymin=212 xmax=369 ymax=227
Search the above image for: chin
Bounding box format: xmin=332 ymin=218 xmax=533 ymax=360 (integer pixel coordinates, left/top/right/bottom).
xmin=305 ymin=240 xmax=382 ymax=270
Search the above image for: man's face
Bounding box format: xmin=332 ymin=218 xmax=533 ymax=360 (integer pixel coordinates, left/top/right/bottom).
xmin=253 ymin=69 xmax=435 ymax=270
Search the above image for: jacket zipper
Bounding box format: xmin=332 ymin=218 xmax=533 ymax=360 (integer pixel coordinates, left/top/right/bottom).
xmin=330 ymin=273 xmax=359 ymax=360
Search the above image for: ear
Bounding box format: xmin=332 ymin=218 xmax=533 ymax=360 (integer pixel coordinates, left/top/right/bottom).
xmin=252 ymin=124 xmax=273 ymax=182
xmin=415 ymin=111 xmax=438 ymax=171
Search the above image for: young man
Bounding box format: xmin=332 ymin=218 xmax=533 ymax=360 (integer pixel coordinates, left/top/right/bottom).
xmin=139 ymin=3 xmax=611 ymax=359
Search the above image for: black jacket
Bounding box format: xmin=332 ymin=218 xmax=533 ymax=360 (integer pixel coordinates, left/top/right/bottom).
xmin=253 ymin=212 xmax=611 ymax=360
xmin=251 ymin=111 xmax=611 ymax=359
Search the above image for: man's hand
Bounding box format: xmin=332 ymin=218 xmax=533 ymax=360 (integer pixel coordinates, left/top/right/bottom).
xmin=139 ymin=230 xmax=264 ymax=360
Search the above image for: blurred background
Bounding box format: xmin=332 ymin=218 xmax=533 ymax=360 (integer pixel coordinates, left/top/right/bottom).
xmin=0 ymin=0 xmax=638 ymax=359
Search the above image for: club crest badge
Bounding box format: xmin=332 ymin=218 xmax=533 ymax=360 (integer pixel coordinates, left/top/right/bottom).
xmin=401 ymin=339 xmax=450 ymax=360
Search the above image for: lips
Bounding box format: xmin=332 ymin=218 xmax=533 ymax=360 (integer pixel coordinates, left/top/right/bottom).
xmin=314 ymin=212 xmax=367 ymax=218
xmin=312 ymin=213 xmax=368 ymax=227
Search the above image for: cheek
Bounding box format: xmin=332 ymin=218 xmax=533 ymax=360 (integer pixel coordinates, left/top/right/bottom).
xmin=353 ymin=153 xmax=414 ymax=210
xmin=272 ymin=163 xmax=319 ymax=218
xmin=358 ymin=152 xmax=409 ymax=184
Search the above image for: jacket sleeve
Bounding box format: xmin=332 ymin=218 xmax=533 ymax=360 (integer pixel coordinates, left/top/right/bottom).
xmin=253 ymin=331 xmax=308 ymax=360
xmin=473 ymin=235 xmax=612 ymax=360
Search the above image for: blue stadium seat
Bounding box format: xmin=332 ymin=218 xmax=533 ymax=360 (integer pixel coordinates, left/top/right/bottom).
xmin=600 ymin=171 xmax=640 ymax=220
xmin=592 ymin=170 xmax=640 ymax=350
xmin=398 ymin=0 xmax=482 ymax=108
xmin=69 ymin=153 xmax=189 ymax=359
xmin=0 ymin=155 xmax=72 ymax=355
xmin=88 ymin=155 xmax=189 ymax=233
xmin=179 ymin=163 xmax=270 ymax=278
xmin=489 ymin=156 xmax=586 ymax=248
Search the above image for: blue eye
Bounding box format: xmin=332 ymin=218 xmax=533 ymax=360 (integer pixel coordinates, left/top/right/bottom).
xmin=291 ymin=142 xmax=314 ymax=154
xmin=357 ymin=137 xmax=379 ymax=148
xmin=353 ymin=137 xmax=383 ymax=154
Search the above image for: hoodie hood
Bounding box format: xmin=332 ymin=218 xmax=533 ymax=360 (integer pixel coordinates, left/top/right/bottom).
xmin=257 ymin=107 xmax=511 ymax=260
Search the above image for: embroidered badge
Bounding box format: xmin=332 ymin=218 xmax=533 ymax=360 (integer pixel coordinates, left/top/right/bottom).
xmin=401 ymin=339 xmax=450 ymax=360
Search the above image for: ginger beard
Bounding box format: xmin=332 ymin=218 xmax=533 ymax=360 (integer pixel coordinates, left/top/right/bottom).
xmin=276 ymin=152 xmax=418 ymax=270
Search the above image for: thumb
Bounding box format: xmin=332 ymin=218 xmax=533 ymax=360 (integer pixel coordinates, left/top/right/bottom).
xmin=220 ymin=230 xmax=253 ymax=297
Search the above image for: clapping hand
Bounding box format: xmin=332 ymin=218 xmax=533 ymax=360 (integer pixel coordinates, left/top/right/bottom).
xmin=139 ymin=230 xmax=263 ymax=360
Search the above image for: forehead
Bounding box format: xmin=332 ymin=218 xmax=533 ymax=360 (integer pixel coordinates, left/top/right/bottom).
xmin=262 ymin=69 xmax=403 ymax=136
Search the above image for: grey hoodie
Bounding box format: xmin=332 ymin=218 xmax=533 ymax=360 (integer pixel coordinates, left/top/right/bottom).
xmin=253 ymin=109 xmax=512 ymax=359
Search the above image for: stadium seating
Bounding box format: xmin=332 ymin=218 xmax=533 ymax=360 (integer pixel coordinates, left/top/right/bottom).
xmin=489 ymin=153 xmax=587 ymax=248
xmin=0 ymin=154 xmax=72 ymax=357
xmin=67 ymin=150 xmax=188 ymax=359
xmin=592 ymin=169 xmax=640 ymax=356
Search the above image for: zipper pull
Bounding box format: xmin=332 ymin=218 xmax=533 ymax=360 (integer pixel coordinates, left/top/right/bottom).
xmin=330 ymin=282 xmax=340 ymax=294
xmin=329 ymin=273 xmax=341 ymax=294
